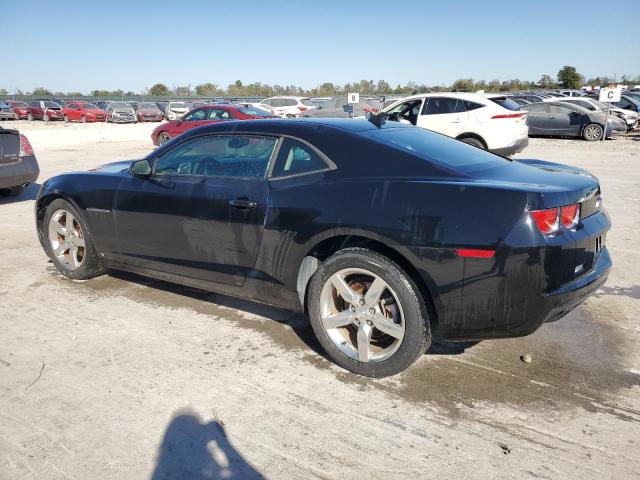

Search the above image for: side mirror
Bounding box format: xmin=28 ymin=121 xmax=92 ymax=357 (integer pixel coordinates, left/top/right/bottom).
xmin=130 ymin=159 xmax=152 ymax=177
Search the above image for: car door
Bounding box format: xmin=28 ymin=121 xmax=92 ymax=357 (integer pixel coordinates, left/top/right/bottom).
xmin=416 ymin=97 xmax=469 ymax=137
xmin=173 ymin=108 xmax=209 ymax=135
xmin=547 ymin=104 xmax=581 ymax=136
xmin=113 ymin=133 xmax=279 ymax=287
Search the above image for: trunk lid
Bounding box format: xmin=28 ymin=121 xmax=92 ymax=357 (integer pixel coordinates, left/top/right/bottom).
xmin=0 ymin=128 xmax=20 ymax=165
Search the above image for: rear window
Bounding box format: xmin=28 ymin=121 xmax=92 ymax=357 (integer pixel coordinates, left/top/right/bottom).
xmin=365 ymin=127 xmax=508 ymax=171
xmin=237 ymin=107 xmax=273 ymax=117
xmin=488 ymin=96 xmax=521 ymax=111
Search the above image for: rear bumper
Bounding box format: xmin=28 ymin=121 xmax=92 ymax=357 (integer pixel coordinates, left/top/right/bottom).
xmin=0 ymin=155 xmax=40 ymax=189
xmin=491 ymin=137 xmax=529 ymax=156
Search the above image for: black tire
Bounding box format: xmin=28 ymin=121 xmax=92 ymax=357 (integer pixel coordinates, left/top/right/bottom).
xmin=43 ymin=114 xmax=49 ymax=123
xmin=459 ymin=137 xmax=486 ymax=149
xmin=583 ymin=123 xmax=603 ymax=141
xmin=80 ymin=115 xmax=86 ymax=123
xmin=307 ymin=248 xmax=431 ymax=377
xmin=64 ymin=115 xmax=69 ymax=123
xmin=158 ymin=131 xmax=171 ymax=145
xmin=43 ymin=199 xmax=106 ymax=280
xmin=27 ymin=113 xmax=34 ymax=121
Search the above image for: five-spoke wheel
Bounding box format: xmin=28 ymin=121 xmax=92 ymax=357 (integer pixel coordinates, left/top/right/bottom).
xmin=48 ymin=209 xmax=86 ymax=270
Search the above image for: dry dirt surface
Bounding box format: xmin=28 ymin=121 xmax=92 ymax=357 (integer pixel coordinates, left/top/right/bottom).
xmin=1 ymin=121 xmax=639 ymax=479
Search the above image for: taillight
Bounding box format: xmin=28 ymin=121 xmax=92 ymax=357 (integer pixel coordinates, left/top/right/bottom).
xmin=19 ymin=134 xmax=34 ymax=157
xmin=561 ymin=204 xmax=580 ymax=228
xmin=491 ymin=112 xmax=527 ymax=119
xmin=531 ymin=208 xmax=559 ymax=235
xmin=298 ymin=106 xmax=307 ymax=112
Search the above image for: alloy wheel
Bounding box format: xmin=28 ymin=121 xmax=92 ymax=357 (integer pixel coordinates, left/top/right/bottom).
xmin=318 ymin=268 xmax=405 ymax=362
xmin=585 ymin=125 xmax=602 ymax=140
xmin=48 ymin=209 xmax=86 ymax=270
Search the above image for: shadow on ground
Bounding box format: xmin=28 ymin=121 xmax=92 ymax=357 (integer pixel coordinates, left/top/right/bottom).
xmin=0 ymin=182 xmax=40 ymax=204
xmin=151 ymin=409 xmax=264 ymax=480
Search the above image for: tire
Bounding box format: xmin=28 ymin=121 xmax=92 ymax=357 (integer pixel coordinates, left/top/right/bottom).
xmin=80 ymin=115 xmax=86 ymax=123
xmin=307 ymin=248 xmax=431 ymax=377
xmin=459 ymin=137 xmax=486 ymax=149
xmin=43 ymin=199 xmax=106 ymax=280
xmin=64 ymin=115 xmax=69 ymax=123
xmin=157 ymin=131 xmax=171 ymax=145
xmin=44 ymin=114 xmax=49 ymax=123
xmin=27 ymin=113 xmax=34 ymax=121
xmin=583 ymin=123 xmax=603 ymax=141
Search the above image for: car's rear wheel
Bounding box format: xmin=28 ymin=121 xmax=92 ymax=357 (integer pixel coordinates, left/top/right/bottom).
xmin=80 ymin=115 xmax=86 ymax=123
xmin=308 ymin=248 xmax=431 ymax=377
xmin=64 ymin=115 xmax=69 ymax=123
xmin=459 ymin=137 xmax=486 ymax=149
xmin=43 ymin=199 xmax=105 ymax=280
xmin=583 ymin=123 xmax=603 ymax=141
xmin=158 ymin=132 xmax=171 ymax=145
xmin=43 ymin=114 xmax=49 ymax=123
xmin=27 ymin=113 xmax=33 ymax=121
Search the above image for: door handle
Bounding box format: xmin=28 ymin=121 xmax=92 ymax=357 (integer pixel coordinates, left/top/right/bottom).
xmin=228 ymin=199 xmax=257 ymax=209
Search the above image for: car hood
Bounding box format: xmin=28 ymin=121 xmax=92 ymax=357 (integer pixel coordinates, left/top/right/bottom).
xmin=91 ymin=160 xmax=134 ymax=173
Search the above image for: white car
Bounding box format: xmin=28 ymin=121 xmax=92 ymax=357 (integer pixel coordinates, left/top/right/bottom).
xmin=381 ymin=92 xmax=529 ymax=156
xmin=164 ymin=101 xmax=189 ymax=121
xmin=259 ymin=96 xmax=316 ymax=118
xmin=558 ymin=97 xmax=639 ymax=130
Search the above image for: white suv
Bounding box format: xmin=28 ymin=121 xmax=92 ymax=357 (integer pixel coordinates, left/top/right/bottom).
xmin=381 ymin=93 xmax=529 ymax=156
xmin=259 ymin=96 xmax=316 ymax=118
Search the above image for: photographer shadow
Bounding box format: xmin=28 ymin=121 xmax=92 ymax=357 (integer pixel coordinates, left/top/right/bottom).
xmin=151 ymin=410 xmax=264 ymax=480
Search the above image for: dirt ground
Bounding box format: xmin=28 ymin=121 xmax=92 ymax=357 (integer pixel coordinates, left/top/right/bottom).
xmin=1 ymin=120 xmax=639 ymax=479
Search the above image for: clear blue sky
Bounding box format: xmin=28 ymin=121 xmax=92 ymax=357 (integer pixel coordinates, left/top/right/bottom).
xmin=4 ymin=0 xmax=638 ymax=93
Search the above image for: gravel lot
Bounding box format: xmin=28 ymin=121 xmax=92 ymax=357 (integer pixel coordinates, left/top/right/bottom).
xmin=1 ymin=121 xmax=639 ymax=479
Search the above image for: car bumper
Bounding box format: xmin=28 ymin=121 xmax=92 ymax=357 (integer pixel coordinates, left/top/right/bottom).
xmin=110 ymin=117 xmax=135 ymax=123
xmin=0 ymin=112 xmax=18 ymax=120
xmin=491 ymin=137 xmax=529 ymax=156
xmin=0 ymin=155 xmax=40 ymax=189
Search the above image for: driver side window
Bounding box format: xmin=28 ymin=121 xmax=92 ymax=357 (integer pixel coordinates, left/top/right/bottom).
xmin=154 ymin=135 xmax=278 ymax=178
xmin=183 ymin=109 xmax=206 ymax=121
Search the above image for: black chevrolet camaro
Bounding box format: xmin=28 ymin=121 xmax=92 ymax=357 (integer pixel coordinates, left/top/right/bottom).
xmin=35 ymin=118 xmax=611 ymax=377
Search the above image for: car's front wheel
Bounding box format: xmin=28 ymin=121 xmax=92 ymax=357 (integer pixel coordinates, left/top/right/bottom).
xmin=157 ymin=131 xmax=171 ymax=145
xmin=308 ymin=248 xmax=431 ymax=377
xmin=27 ymin=113 xmax=33 ymax=121
xmin=583 ymin=123 xmax=603 ymax=141
xmin=459 ymin=137 xmax=486 ymax=149
xmin=43 ymin=199 xmax=105 ymax=280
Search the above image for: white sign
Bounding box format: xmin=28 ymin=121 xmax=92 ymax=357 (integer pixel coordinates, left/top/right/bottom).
xmin=347 ymin=92 xmax=360 ymax=104
xmin=599 ymin=86 xmax=622 ymax=103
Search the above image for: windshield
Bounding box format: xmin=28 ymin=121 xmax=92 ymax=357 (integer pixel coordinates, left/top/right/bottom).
xmin=238 ymin=107 xmax=273 ymax=117
xmin=11 ymin=101 xmax=28 ymax=107
xmin=169 ymin=102 xmax=187 ymax=109
xmin=488 ymin=97 xmax=521 ymax=111
xmin=139 ymin=103 xmax=157 ymax=109
xmin=111 ymin=102 xmax=132 ymax=108
xmin=364 ymin=127 xmax=509 ymax=171
xmin=44 ymin=101 xmax=61 ymax=108
xmin=84 ymin=103 xmax=100 ymax=110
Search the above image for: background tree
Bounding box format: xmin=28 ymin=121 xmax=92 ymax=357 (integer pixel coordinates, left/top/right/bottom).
xmin=452 ymin=78 xmax=476 ymax=91
xmin=195 ymin=83 xmax=220 ymax=96
xmin=149 ymin=83 xmax=170 ymax=96
xmin=0 ymin=88 xmax=7 ymax=96
xmin=557 ymin=66 xmax=584 ymax=89
xmin=174 ymin=85 xmax=193 ymax=96
xmin=32 ymin=87 xmax=52 ymax=96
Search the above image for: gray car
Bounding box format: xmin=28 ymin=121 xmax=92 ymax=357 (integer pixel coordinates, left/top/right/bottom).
xmin=525 ymin=101 xmax=627 ymax=141
xmin=301 ymin=97 xmax=378 ymax=118
xmin=0 ymin=101 xmax=17 ymax=120
xmin=105 ymin=102 xmax=136 ymax=123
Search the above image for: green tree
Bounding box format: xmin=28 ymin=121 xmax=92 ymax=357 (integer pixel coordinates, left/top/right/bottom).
xmin=557 ymin=66 xmax=583 ymax=89
xmin=0 ymin=88 xmax=7 ymax=96
xmin=32 ymin=87 xmax=52 ymax=96
xmin=174 ymin=85 xmax=193 ymax=96
xmin=149 ymin=83 xmax=170 ymax=96
xmin=195 ymin=83 xmax=220 ymax=96
xmin=452 ymin=78 xmax=476 ymax=91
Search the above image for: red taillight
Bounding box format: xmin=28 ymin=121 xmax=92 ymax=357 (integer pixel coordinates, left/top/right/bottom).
xmin=531 ymin=208 xmax=559 ymax=235
xmin=561 ymin=204 xmax=580 ymax=228
xmin=298 ymin=106 xmax=307 ymax=112
xmin=491 ymin=112 xmax=527 ymax=119
xmin=19 ymin=134 xmax=34 ymax=157
xmin=456 ymin=249 xmax=495 ymax=258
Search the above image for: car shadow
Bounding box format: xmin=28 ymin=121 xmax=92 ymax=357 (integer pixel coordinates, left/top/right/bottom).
xmin=0 ymin=182 xmax=40 ymax=204
xmin=106 ymin=270 xmax=472 ymax=360
xmin=151 ymin=409 xmax=264 ymax=480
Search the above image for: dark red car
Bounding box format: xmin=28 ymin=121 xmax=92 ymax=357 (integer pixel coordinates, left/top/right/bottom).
xmin=151 ymin=104 xmax=278 ymax=146
xmin=27 ymin=100 xmax=64 ymax=121
xmin=6 ymin=100 xmax=29 ymax=119
xmin=62 ymin=102 xmax=107 ymax=123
